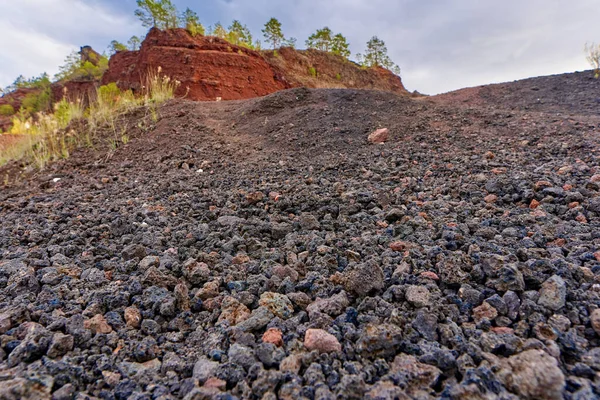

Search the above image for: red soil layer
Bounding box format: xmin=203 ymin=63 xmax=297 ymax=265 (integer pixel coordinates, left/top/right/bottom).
xmin=102 ymin=28 xmax=408 ymax=101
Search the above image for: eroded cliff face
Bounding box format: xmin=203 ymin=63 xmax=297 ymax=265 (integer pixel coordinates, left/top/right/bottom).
xmin=102 ymin=28 xmax=408 ymax=101
xmin=102 ymin=28 xmax=291 ymax=101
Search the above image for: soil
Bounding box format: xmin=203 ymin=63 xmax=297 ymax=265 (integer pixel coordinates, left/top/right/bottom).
xmin=0 ymin=70 xmax=600 ymax=399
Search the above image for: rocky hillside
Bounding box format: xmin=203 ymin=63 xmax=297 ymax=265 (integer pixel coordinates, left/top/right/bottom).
xmin=1 ymin=70 xmax=600 ymax=398
xmin=102 ymin=28 xmax=408 ymax=101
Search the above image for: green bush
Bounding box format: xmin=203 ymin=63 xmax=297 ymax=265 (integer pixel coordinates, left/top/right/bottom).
xmin=308 ymin=67 xmax=318 ymax=77
xmin=55 ymin=51 xmax=109 ymax=81
xmin=336 ymin=73 xmax=342 ymax=81
xmin=98 ymin=83 xmax=121 ymax=106
xmin=0 ymin=104 xmax=15 ymax=116
xmin=21 ymin=87 xmax=52 ymax=114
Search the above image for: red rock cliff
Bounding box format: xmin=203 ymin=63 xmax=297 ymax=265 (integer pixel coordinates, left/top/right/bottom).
xmin=102 ymin=28 xmax=408 ymax=101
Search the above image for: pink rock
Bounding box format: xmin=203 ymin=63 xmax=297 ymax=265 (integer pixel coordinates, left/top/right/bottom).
xmin=304 ymin=329 xmax=341 ymax=353
xmin=262 ymin=328 xmax=284 ymax=347
xmin=368 ymin=128 xmax=389 ymax=144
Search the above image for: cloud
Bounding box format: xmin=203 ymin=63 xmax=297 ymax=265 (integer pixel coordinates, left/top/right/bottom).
xmin=191 ymin=0 xmax=597 ymax=94
xmin=1 ymin=0 xmax=597 ymax=94
xmin=0 ymin=0 xmax=141 ymax=87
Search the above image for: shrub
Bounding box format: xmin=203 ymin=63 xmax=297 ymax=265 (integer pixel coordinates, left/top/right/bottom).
xmin=308 ymin=67 xmax=318 ymax=77
xmin=585 ymin=42 xmax=600 ymax=78
xmin=55 ymin=51 xmax=109 ymax=81
xmin=336 ymin=73 xmax=342 ymax=81
xmin=0 ymin=104 xmax=15 ymax=116
xmin=21 ymin=87 xmax=52 ymax=114
xmin=98 ymin=83 xmax=122 ymax=106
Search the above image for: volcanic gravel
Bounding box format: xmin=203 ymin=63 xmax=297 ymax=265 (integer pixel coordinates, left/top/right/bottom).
xmin=1 ymin=72 xmax=600 ymax=399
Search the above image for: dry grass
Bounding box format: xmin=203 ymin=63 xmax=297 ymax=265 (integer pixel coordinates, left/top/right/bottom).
xmin=0 ymin=68 xmax=179 ymax=170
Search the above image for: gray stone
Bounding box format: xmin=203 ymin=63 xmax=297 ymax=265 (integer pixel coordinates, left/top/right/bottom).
xmin=538 ymin=275 xmax=566 ymax=311
xmin=500 ymin=349 xmax=565 ymax=400
xmin=405 ymin=285 xmax=431 ymax=308
xmin=192 ymin=357 xmax=219 ymax=384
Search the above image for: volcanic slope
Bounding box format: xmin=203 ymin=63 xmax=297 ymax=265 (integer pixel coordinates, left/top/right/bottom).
xmin=1 ymin=71 xmax=600 ymax=399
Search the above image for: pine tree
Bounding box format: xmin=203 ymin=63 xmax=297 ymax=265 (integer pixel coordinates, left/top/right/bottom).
xmin=228 ymin=20 xmax=253 ymax=48
xmin=306 ymin=27 xmax=333 ymax=52
xmin=109 ymin=40 xmax=127 ymax=55
xmin=134 ymin=0 xmax=178 ymax=30
xmin=180 ymin=8 xmax=205 ymax=36
xmin=128 ymin=36 xmax=141 ymax=51
xmin=262 ymin=18 xmax=284 ymax=49
xmin=357 ymin=36 xmax=400 ymax=74
xmin=331 ymin=33 xmax=350 ymax=58
xmin=212 ymin=22 xmax=228 ymax=39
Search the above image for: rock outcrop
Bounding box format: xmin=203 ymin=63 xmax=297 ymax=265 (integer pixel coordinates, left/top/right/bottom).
xmin=102 ymin=28 xmax=408 ymax=101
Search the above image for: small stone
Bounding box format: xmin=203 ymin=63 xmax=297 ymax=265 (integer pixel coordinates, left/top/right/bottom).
xmin=84 ymin=314 xmax=113 ymax=334
xmin=368 ymin=128 xmax=389 ymax=144
xmin=138 ymin=256 xmax=159 ymax=271
xmin=218 ymin=296 xmax=251 ymax=325
xmin=47 ymin=333 xmax=74 ymax=358
xmin=246 ymin=191 xmax=264 ymax=205
xmin=356 ymin=323 xmax=403 ymax=358
xmin=420 ymin=271 xmax=439 ymax=281
xmin=304 ymin=329 xmax=341 ymax=353
xmin=529 ymin=199 xmax=541 ymax=209
xmin=390 ymin=354 xmax=441 ymax=393
xmin=298 ymin=213 xmax=320 ymax=230
xmin=196 ymin=281 xmax=220 ymax=300
xmin=501 ymin=349 xmax=565 ymax=400
xmin=231 ymin=254 xmax=250 ymax=265
xmin=280 ymin=354 xmax=302 ymax=374
xmin=262 ymin=328 xmax=284 ymax=347
xmin=405 ymin=285 xmax=431 ymax=308
xmin=389 ymin=241 xmax=409 ymax=252
xmin=473 ymin=302 xmax=498 ymax=323
xmin=538 ymin=275 xmax=566 ymax=311
xmin=259 ymin=292 xmax=294 ymax=319
xmin=174 ymin=282 xmax=190 ymax=311
xmin=340 ymin=261 xmax=384 ymax=297
xmin=268 ymin=191 xmax=281 ymax=201
xmin=193 ymin=357 xmax=219 ymax=384
xmin=287 ymin=292 xmax=312 ymax=309
xmin=204 ymin=377 xmax=227 ymax=391
xmin=236 ymin=307 xmax=274 ymax=332
xmin=124 ymin=307 xmax=142 ymax=328
xmin=484 ymin=194 xmax=498 ymax=203
xmin=590 ymin=309 xmax=600 ymax=336
xmin=102 ymin=371 xmax=122 ymax=386
xmin=365 ymin=381 xmax=410 ymax=400
xmin=385 ymin=208 xmax=405 ymax=223
xmin=122 ymin=244 xmax=146 ymax=261
xmin=306 ymin=291 xmax=349 ymax=317
xmin=183 ymin=259 xmax=210 ymax=285
xmin=0 ymin=313 xmax=11 ymax=334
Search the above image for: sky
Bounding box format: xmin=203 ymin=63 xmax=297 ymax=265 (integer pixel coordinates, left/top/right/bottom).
xmin=0 ymin=0 xmax=597 ymax=95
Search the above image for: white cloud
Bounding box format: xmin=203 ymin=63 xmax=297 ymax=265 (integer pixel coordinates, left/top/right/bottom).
xmin=0 ymin=0 xmax=141 ymax=87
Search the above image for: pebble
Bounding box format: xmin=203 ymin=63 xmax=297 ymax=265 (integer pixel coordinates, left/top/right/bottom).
xmin=538 ymin=275 xmax=567 ymax=311
xmin=405 ymin=285 xmax=431 ymax=308
xmin=262 ymin=328 xmax=284 ymax=347
xmin=304 ymin=329 xmax=342 ymax=353
xmin=259 ymin=292 xmax=294 ymax=319
xmin=501 ymin=349 xmax=565 ymax=400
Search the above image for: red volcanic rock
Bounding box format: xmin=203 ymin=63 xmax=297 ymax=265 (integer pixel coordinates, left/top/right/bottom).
xmin=102 ymin=28 xmax=290 ymax=101
xmin=102 ymin=28 xmax=409 ymax=102
xmin=368 ymin=128 xmax=389 ymax=144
